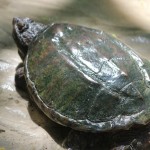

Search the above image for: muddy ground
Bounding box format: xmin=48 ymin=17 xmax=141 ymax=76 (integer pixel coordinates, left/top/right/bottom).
xmin=0 ymin=0 xmax=150 ymax=150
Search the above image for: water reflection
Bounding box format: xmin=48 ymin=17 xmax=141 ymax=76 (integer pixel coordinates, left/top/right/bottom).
xmin=0 ymin=0 xmax=150 ymax=150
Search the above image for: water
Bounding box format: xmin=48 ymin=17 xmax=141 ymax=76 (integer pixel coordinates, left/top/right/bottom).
xmin=0 ymin=0 xmax=150 ymax=150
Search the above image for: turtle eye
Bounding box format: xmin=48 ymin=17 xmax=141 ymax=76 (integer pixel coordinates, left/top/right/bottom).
xmin=17 ymin=21 xmax=25 ymax=30
xmin=17 ymin=21 xmax=28 ymax=33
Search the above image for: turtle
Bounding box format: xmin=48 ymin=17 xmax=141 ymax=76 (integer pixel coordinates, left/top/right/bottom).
xmin=12 ymin=17 xmax=150 ymax=143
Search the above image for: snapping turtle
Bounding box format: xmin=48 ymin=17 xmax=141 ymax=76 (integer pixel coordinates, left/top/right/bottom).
xmin=12 ymin=17 xmax=150 ymax=134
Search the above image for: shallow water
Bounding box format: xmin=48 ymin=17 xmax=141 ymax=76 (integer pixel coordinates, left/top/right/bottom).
xmin=0 ymin=0 xmax=150 ymax=150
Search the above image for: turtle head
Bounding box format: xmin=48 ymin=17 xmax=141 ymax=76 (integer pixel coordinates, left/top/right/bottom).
xmin=12 ymin=17 xmax=46 ymax=60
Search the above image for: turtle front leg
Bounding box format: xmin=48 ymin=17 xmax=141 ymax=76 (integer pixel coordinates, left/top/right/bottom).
xmin=15 ymin=64 xmax=27 ymax=91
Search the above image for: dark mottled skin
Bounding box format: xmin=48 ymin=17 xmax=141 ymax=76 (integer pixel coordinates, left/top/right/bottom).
xmin=12 ymin=17 xmax=46 ymax=89
xmin=12 ymin=17 xmax=47 ymax=60
xmin=13 ymin=17 xmax=150 ymax=150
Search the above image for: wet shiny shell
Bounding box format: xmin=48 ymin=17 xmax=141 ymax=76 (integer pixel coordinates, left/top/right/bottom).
xmin=25 ymin=23 xmax=150 ymax=132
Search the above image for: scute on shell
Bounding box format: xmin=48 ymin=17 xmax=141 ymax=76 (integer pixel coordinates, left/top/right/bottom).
xmin=25 ymin=23 xmax=150 ymax=132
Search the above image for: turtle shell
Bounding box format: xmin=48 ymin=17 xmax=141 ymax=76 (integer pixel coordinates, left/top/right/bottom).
xmin=25 ymin=23 xmax=150 ymax=132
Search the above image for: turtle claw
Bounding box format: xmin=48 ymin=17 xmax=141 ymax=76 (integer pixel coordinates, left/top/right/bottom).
xmin=128 ymin=139 xmax=143 ymax=150
xmin=113 ymin=139 xmax=143 ymax=150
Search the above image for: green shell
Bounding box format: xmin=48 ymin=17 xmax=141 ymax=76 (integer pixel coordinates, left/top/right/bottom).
xmin=25 ymin=23 xmax=150 ymax=132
